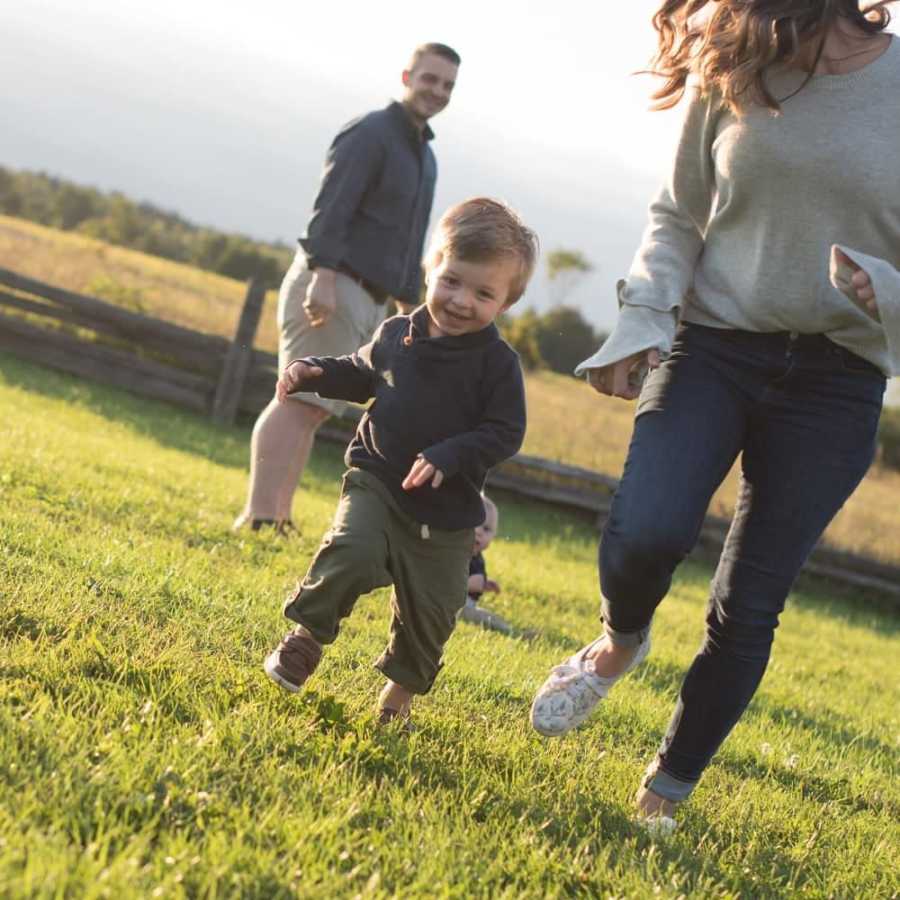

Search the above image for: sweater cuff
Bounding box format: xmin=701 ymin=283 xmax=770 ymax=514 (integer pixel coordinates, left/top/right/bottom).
xmin=831 ymin=244 xmax=900 ymax=376
xmin=574 ymin=303 xmax=677 ymax=377
xmin=421 ymin=447 xmax=459 ymax=480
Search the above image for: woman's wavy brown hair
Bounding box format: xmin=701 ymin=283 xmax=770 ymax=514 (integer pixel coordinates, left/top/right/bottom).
xmin=649 ymin=0 xmax=894 ymax=113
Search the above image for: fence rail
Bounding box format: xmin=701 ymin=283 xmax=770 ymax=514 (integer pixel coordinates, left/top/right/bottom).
xmin=1 ymin=265 xmax=898 ymax=602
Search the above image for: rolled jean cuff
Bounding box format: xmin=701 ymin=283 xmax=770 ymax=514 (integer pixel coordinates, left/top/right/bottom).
xmin=643 ymin=761 xmax=697 ymax=803
xmin=601 ymin=619 xmax=651 ymax=649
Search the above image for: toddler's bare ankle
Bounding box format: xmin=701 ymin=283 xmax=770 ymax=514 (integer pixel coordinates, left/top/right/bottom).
xmin=379 ymin=680 xmax=413 ymax=716
xmin=294 ymin=625 xmax=320 ymax=647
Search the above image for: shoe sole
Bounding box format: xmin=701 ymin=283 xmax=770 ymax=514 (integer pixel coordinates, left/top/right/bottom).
xmin=530 ymin=693 xmax=590 ymax=737
xmin=263 ymin=654 xmax=301 ymax=693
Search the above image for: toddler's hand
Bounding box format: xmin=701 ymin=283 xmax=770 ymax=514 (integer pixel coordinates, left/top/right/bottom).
xmin=277 ymin=360 xmax=324 ymax=402
xmin=402 ymin=455 xmax=444 ymax=490
xmin=587 ymin=348 xmax=661 ymax=401
xmin=484 ymin=578 xmax=501 ymax=593
xmin=831 ymin=246 xmax=880 ymax=322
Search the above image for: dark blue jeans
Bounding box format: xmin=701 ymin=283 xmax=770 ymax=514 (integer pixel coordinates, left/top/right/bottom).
xmin=600 ymin=322 xmax=885 ymax=800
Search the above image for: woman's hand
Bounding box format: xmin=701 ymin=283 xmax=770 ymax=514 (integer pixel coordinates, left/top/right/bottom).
xmin=402 ymin=455 xmax=444 ymax=491
xmin=276 ymin=360 xmax=324 ymax=402
xmin=831 ymin=246 xmax=880 ymax=322
xmin=586 ymin=348 xmax=661 ymax=400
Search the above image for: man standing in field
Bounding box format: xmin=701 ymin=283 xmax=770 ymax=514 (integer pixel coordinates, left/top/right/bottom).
xmin=234 ymin=43 xmax=460 ymax=531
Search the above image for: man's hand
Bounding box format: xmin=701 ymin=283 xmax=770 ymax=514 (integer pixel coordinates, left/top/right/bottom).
xmin=276 ymin=360 xmax=324 ymax=402
xmin=303 ymin=268 xmax=338 ymax=328
xmin=402 ymin=455 xmax=444 ymax=490
xmin=831 ymin=246 xmax=880 ymax=322
xmin=587 ymin=348 xmax=661 ymax=401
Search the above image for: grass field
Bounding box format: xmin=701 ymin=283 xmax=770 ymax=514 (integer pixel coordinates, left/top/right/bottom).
xmin=2 ymin=354 xmax=898 ymax=898
xmin=2 ymin=213 xmax=900 ymax=565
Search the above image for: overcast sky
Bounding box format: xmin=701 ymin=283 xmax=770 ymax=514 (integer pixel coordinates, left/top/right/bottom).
xmin=0 ymin=0 xmax=692 ymax=331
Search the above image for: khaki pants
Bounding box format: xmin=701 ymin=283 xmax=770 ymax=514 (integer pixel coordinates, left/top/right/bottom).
xmin=277 ymin=250 xmax=386 ymax=416
xmin=283 ymin=469 xmax=474 ymax=694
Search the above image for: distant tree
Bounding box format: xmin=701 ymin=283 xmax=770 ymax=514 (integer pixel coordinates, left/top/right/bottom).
xmin=54 ymin=184 xmax=98 ymax=230
xmin=546 ymin=248 xmax=593 ymax=306
xmin=193 ymin=231 xmax=230 ymax=270
xmin=215 ymin=238 xmax=283 ymax=286
xmin=15 ymin=171 xmax=57 ymax=225
xmin=533 ymin=305 xmax=604 ymax=376
xmin=1 ymin=165 xmax=292 ymax=286
xmin=0 ymin=167 xmax=22 ymax=216
xmin=499 ymin=308 xmax=544 ymax=370
xmin=878 ymin=407 xmax=900 ymax=471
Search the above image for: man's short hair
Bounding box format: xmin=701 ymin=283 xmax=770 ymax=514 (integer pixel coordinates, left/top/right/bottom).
xmin=425 ymin=198 xmax=539 ymax=305
xmin=408 ymin=42 xmax=461 ymax=71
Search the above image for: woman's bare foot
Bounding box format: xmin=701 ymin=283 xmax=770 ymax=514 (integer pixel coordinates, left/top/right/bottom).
xmin=586 ymin=638 xmax=639 ymax=678
xmin=635 ymin=784 xmax=679 ymax=819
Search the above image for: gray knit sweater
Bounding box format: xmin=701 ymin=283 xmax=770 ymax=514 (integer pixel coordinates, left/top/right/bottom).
xmin=577 ymin=37 xmax=900 ymax=378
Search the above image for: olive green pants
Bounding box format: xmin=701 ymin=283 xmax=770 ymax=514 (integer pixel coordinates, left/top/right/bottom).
xmin=283 ymin=469 xmax=474 ymax=694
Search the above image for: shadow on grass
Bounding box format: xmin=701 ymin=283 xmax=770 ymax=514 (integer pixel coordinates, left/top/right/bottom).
xmin=717 ymin=749 xmax=899 ymax=818
xmin=0 ymin=351 xmax=253 ymax=469
xmin=790 ymin=578 xmax=900 ymax=632
xmin=746 ymin=695 xmax=899 ymax=764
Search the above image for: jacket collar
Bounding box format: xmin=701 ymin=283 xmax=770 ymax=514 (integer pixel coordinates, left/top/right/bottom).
xmin=406 ymin=305 xmax=499 ymax=349
xmin=388 ymin=100 xmax=435 ymax=145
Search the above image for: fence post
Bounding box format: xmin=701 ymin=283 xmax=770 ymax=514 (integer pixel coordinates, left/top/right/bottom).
xmin=211 ymin=277 xmax=266 ymax=424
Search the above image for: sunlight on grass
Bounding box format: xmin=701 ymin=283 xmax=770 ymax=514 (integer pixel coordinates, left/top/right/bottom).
xmin=1 ymin=355 xmax=898 ymax=897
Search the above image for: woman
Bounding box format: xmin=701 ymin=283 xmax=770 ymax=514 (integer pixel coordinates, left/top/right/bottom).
xmin=530 ymin=0 xmax=899 ymax=827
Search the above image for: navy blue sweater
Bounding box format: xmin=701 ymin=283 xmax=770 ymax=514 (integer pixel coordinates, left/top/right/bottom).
xmin=294 ymin=307 xmax=526 ymax=529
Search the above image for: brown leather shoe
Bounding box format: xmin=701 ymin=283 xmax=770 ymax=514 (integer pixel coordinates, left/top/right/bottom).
xmin=376 ymin=706 xmax=416 ymax=733
xmin=263 ymin=627 xmax=322 ymax=693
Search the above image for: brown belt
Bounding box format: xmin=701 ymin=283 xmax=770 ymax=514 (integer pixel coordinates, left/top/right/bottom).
xmin=337 ymin=264 xmax=389 ymax=305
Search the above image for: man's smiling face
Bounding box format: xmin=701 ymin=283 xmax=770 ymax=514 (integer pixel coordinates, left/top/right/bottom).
xmin=402 ymin=53 xmax=458 ymax=122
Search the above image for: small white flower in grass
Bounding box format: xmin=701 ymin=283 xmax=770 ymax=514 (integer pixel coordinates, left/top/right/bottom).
xmin=761 ymin=742 xmax=773 ymax=756
xmin=785 ymin=754 xmax=800 ymax=770
xmin=195 ymin=791 xmax=211 ymax=803
xmin=164 ymin=856 xmax=176 ymax=866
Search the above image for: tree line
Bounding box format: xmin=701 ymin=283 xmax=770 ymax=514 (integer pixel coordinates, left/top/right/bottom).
xmin=0 ymin=166 xmax=292 ymax=286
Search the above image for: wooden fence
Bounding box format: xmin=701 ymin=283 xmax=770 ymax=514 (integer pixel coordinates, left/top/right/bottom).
xmin=1 ymin=266 xmax=898 ymax=602
xmin=0 ymin=267 xmax=275 ymax=422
